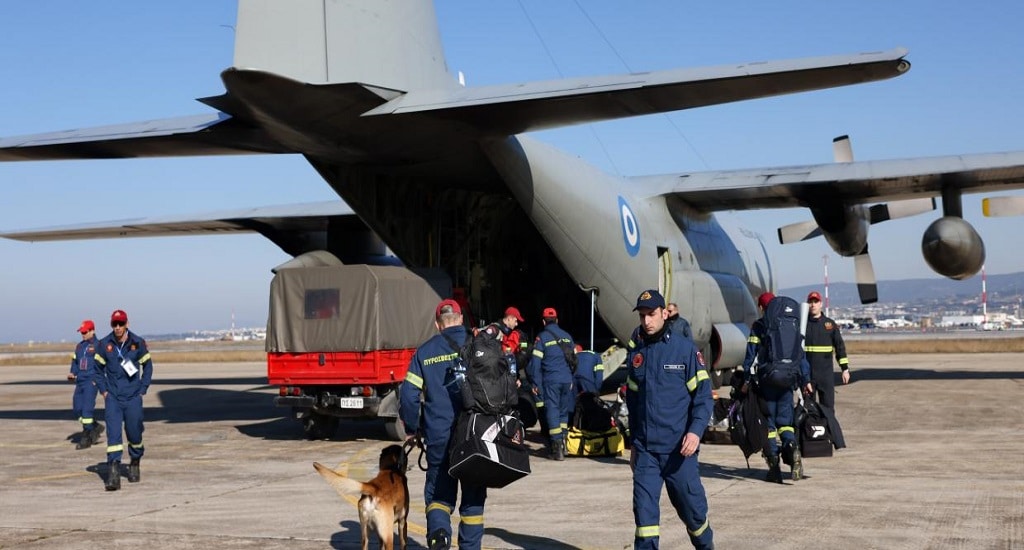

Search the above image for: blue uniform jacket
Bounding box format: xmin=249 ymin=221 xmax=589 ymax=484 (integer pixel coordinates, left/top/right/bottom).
xmin=399 ymin=325 xmax=468 ymax=442
xmin=625 ymin=328 xmax=713 ymax=454
xmin=93 ymin=330 xmax=153 ymax=399
xmin=527 ymin=323 xmax=575 ymax=393
xmin=573 ymin=350 xmax=604 ymax=395
xmin=741 ymin=318 xmax=811 ymax=386
xmin=70 ymin=337 xmax=101 ymax=384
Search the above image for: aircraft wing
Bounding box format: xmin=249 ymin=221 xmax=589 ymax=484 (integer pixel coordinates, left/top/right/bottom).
xmin=633 ymin=151 xmax=1024 ymax=211
xmin=369 ymin=49 xmax=910 ymax=134
xmin=0 ymin=113 xmax=292 ymax=161
xmin=0 ymin=201 xmax=355 ymax=242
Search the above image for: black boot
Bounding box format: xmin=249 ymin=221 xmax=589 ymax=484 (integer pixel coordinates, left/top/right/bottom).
xmin=553 ymin=440 xmax=565 ymax=461
xmin=91 ymin=422 xmax=105 ymax=444
xmin=128 ymin=459 xmax=140 ymax=483
xmin=75 ymin=430 xmax=93 ymax=450
xmin=765 ymin=455 xmax=782 ymax=484
xmin=105 ymin=461 xmax=121 ymax=491
xmin=427 ymin=528 xmax=451 ymax=550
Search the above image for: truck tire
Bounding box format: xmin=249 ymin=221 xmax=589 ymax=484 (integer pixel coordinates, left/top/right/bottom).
xmin=383 ymin=417 xmax=405 ymax=441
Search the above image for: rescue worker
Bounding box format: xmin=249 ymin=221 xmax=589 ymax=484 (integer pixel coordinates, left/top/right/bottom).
xmin=804 ymin=291 xmax=851 ymax=412
xmin=665 ymin=301 xmax=693 ymax=339
xmin=626 ymin=290 xmax=714 ymax=550
xmin=476 ymin=306 xmax=525 ymax=378
xmin=572 ymin=344 xmax=604 ymax=396
xmin=68 ymin=319 xmax=104 ymax=449
xmin=399 ymin=299 xmax=486 ymax=550
xmin=93 ymin=309 xmax=153 ymax=491
xmin=741 ymin=292 xmax=812 ymax=483
xmin=526 ymin=307 xmax=576 ymax=461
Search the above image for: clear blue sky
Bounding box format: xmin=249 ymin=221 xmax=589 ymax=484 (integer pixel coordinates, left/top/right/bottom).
xmin=2 ymin=1 xmax=1023 ymax=343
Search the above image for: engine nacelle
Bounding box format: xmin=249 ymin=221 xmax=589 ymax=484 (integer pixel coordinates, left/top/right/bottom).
xmin=813 ymin=205 xmax=869 ymax=257
xmin=710 ymin=322 xmax=749 ymax=371
xmin=921 ymin=216 xmax=985 ymax=279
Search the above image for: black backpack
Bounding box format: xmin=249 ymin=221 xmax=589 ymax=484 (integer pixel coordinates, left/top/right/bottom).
xmin=756 ymin=296 xmax=804 ymax=389
xmin=450 ymin=330 xmax=518 ymax=416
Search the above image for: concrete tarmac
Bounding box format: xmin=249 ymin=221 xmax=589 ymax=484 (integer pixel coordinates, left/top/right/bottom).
xmin=1 ymin=354 xmax=1021 ymax=549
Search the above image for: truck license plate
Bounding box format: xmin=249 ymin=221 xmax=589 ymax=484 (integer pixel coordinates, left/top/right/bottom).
xmin=339 ymin=397 xmax=364 ymax=409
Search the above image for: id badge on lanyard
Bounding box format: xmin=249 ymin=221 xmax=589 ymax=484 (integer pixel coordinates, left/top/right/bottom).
xmin=116 ymin=344 xmax=139 ymax=377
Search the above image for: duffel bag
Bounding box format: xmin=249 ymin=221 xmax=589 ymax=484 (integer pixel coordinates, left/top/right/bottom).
xmin=448 ymin=412 xmax=531 ymax=488
xmin=565 ymin=426 xmax=624 ymax=457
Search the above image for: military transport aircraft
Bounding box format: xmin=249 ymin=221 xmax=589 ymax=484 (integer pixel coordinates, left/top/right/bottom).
xmin=3 ymin=1 xmax=1024 ymax=383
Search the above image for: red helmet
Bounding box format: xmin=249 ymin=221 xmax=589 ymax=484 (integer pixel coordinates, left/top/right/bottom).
xmin=757 ymin=292 xmax=775 ymax=310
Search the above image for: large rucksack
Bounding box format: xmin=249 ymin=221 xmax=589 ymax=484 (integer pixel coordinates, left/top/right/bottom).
xmin=454 ymin=330 xmax=518 ymax=416
xmin=756 ymin=296 xmax=804 ymax=389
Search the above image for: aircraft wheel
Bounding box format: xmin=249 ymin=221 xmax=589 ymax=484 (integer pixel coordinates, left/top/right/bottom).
xmin=384 ymin=417 xmax=405 ymax=441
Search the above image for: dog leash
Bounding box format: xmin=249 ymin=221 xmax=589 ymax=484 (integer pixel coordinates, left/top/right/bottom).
xmin=403 ymin=434 xmax=428 ymax=472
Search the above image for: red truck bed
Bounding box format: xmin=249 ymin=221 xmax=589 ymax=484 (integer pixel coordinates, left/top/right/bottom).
xmin=267 ymin=349 xmax=415 ymax=386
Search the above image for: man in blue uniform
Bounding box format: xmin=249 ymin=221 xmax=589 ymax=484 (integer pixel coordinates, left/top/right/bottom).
xmin=741 ymin=293 xmax=813 ymax=483
xmin=572 ymin=344 xmax=604 ymax=396
xmin=626 ymin=290 xmax=714 ymax=550
xmin=93 ymin=309 xmax=153 ymax=491
xmin=526 ymin=307 xmax=576 ymax=461
xmin=399 ymin=299 xmax=486 ymax=550
xmin=68 ymin=319 xmax=104 ymax=449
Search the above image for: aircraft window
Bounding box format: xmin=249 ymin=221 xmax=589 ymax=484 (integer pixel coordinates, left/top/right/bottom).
xmin=304 ymin=289 xmax=340 ymax=319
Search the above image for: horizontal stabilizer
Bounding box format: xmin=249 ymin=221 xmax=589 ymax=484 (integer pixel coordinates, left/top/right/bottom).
xmin=0 ymin=113 xmax=291 ymax=162
xmin=0 ymin=201 xmax=355 ymax=242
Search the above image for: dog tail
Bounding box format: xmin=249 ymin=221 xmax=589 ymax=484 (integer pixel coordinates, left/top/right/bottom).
xmin=313 ymin=462 xmax=378 ymax=497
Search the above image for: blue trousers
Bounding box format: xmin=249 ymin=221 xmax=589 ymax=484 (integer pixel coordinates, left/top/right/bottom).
xmin=632 ymin=445 xmax=713 ymax=549
xmin=543 ymin=382 xmax=573 ymax=443
xmin=423 ymin=436 xmax=487 ymax=549
xmin=72 ymin=381 xmax=99 ymax=431
xmin=761 ymin=388 xmax=796 ymax=457
xmin=104 ymin=394 xmax=145 ymax=463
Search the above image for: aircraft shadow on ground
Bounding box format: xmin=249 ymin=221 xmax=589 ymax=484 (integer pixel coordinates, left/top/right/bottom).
xmin=851 ymin=368 xmax=1024 ymax=381
xmin=236 ymin=417 xmax=399 ymax=442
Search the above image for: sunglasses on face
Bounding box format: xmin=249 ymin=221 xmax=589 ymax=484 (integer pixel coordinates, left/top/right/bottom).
xmin=111 ymin=321 xmax=126 ymax=327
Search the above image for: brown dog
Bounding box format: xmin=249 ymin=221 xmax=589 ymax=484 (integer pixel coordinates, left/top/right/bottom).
xmin=314 ymin=444 xmax=409 ymax=550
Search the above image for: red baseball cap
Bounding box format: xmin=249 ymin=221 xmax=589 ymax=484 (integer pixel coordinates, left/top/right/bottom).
xmin=807 ymin=291 xmax=822 ymax=302
xmin=542 ymin=307 xmax=558 ymax=318
xmin=110 ymin=309 xmax=128 ymax=324
xmin=504 ymin=306 xmax=524 ymax=322
xmin=435 ymin=299 xmax=462 ymax=318
xmin=77 ymin=320 xmax=95 ymax=334
xmin=757 ymin=292 xmax=775 ymax=310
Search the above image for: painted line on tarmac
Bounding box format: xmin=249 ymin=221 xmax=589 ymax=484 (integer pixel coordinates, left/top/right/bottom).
xmin=18 ymin=471 xmax=90 ymax=482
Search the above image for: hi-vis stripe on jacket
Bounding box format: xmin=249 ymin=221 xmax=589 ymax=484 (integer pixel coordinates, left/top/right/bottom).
xmin=625 ymin=329 xmax=713 ymax=454
xmin=93 ymin=330 xmax=153 ymax=400
xmin=804 ymin=314 xmax=849 ymax=370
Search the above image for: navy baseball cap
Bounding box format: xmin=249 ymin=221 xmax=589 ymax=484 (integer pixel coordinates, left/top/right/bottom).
xmin=633 ymin=289 xmax=666 ymax=311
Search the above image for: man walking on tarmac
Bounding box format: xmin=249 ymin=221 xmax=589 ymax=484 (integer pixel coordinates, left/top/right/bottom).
xmin=527 ymin=307 xmax=576 ymax=461
xmin=804 ymin=290 xmax=849 ymax=449
xmin=68 ymin=319 xmax=104 ymax=449
xmin=626 ymin=290 xmax=714 ymax=549
xmin=399 ymin=299 xmax=487 ymax=550
xmin=93 ymin=309 xmax=153 ymax=491
xmin=741 ymin=293 xmax=812 ymax=483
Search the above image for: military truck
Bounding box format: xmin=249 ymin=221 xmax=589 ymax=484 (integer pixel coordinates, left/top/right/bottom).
xmin=266 ymin=255 xmax=446 ymax=439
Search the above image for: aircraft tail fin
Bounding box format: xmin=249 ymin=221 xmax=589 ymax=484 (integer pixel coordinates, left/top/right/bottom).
xmin=233 ymin=0 xmax=454 ymax=91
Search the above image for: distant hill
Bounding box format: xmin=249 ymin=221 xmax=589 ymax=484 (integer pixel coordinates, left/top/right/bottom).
xmin=780 ymin=272 xmax=1024 ymax=307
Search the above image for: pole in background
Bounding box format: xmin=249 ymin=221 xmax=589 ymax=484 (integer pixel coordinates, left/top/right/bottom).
xmin=982 ymin=264 xmax=987 ymax=323
xmin=823 ymin=254 xmax=830 ymax=318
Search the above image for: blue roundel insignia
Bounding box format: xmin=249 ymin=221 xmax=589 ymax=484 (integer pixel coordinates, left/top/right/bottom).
xmin=618 ymin=196 xmax=640 ymax=257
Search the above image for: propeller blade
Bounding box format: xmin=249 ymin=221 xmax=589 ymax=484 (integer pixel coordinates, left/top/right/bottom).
xmin=854 ymin=251 xmax=878 ymax=304
xmin=832 ymin=135 xmax=853 ymax=163
xmin=868 ymin=198 xmax=937 ymax=224
xmin=982 ymin=196 xmax=1024 ymax=217
xmin=777 ymin=220 xmax=822 ymax=245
